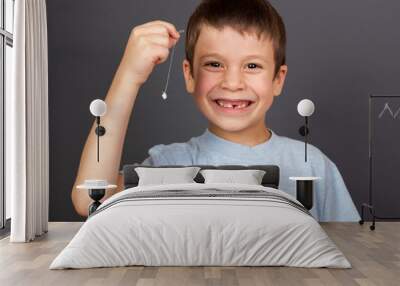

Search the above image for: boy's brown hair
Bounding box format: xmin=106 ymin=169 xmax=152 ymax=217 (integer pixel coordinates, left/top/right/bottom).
xmin=185 ymin=0 xmax=286 ymax=79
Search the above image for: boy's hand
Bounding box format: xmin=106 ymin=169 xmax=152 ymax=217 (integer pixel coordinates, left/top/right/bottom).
xmin=119 ymin=20 xmax=181 ymax=87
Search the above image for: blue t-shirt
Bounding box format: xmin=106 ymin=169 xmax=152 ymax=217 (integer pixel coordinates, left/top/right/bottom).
xmin=141 ymin=128 xmax=360 ymax=222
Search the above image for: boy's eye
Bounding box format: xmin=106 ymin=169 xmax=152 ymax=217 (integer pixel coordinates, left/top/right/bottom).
xmin=247 ymin=63 xmax=261 ymax=69
xmin=204 ymin=62 xmax=222 ymax=68
xmin=203 ymin=62 xmax=262 ymax=70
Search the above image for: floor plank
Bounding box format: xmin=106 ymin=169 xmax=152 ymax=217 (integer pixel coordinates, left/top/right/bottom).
xmin=0 ymin=222 xmax=399 ymax=286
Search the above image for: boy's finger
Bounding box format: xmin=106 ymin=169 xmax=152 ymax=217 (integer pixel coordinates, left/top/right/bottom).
xmin=140 ymin=20 xmax=180 ymax=38
xmin=135 ymin=27 xmax=181 ymax=49
xmin=136 ymin=28 xmax=180 ymax=49
xmin=146 ymin=33 xmax=179 ymax=49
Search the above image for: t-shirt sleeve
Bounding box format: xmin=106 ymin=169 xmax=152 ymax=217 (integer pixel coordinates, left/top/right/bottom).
xmin=139 ymin=143 xmax=194 ymax=166
xmin=140 ymin=156 xmax=154 ymax=166
xmin=316 ymin=153 xmax=361 ymax=222
xmin=140 ymin=145 xmax=170 ymax=166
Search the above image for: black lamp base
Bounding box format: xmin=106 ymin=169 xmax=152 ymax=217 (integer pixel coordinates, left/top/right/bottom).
xmin=88 ymin=188 xmax=106 ymax=216
xmin=296 ymin=180 xmax=313 ymax=210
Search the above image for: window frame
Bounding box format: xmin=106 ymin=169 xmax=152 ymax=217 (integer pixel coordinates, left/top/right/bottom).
xmin=0 ymin=0 xmax=14 ymax=232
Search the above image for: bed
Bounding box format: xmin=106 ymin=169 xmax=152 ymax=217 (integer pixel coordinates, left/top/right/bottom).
xmin=49 ymin=164 xmax=351 ymax=269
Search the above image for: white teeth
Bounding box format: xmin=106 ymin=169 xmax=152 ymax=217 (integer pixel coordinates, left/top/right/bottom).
xmin=217 ymin=101 xmax=232 ymax=108
xmin=216 ymin=100 xmax=250 ymax=109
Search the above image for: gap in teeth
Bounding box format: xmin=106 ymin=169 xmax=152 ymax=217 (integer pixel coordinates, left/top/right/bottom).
xmin=216 ymin=100 xmax=250 ymax=109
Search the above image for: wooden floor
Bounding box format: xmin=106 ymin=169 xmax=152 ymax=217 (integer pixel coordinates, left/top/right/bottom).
xmin=0 ymin=222 xmax=399 ymax=286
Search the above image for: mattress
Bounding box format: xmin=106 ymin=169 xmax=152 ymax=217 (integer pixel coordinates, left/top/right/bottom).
xmin=50 ymin=183 xmax=351 ymax=269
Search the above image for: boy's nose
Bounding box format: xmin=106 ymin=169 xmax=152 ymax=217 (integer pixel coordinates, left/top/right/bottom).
xmin=220 ymin=68 xmax=245 ymax=91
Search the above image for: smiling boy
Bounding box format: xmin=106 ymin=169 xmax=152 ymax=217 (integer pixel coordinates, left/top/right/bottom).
xmin=72 ymin=0 xmax=360 ymax=221
xmin=183 ymin=24 xmax=284 ymax=145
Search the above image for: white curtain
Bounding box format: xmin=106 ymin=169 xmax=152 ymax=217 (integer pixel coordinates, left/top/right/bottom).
xmin=7 ymin=0 xmax=49 ymax=242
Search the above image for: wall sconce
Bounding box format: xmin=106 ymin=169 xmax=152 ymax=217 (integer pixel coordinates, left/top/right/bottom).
xmin=297 ymin=99 xmax=315 ymax=162
xmin=89 ymin=99 xmax=107 ymax=162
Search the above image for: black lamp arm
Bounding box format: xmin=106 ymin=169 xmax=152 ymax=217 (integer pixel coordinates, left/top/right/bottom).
xmin=94 ymin=116 xmax=106 ymax=162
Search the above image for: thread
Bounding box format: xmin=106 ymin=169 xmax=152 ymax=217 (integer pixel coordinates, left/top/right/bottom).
xmin=162 ymin=29 xmax=185 ymax=100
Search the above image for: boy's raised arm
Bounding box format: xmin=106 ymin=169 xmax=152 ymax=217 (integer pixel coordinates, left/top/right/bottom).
xmin=71 ymin=21 xmax=182 ymax=217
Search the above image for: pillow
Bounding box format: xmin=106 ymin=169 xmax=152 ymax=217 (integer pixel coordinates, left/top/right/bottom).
xmin=134 ymin=166 xmax=201 ymax=186
xmin=200 ymin=169 xmax=266 ymax=185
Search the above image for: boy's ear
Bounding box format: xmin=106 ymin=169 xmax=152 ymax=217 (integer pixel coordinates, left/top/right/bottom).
xmin=272 ymin=65 xmax=288 ymax=97
xmin=182 ymin=59 xmax=195 ymax=93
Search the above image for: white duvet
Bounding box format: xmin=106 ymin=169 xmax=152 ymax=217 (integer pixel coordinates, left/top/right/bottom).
xmin=50 ymin=183 xmax=351 ymax=269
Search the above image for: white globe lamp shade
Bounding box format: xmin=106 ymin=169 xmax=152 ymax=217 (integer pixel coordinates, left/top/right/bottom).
xmin=297 ymin=99 xmax=315 ymax=117
xmin=90 ymin=99 xmax=107 ymax=117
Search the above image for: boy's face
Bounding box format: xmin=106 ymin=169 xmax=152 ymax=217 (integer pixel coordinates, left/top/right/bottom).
xmin=182 ymin=24 xmax=288 ymax=133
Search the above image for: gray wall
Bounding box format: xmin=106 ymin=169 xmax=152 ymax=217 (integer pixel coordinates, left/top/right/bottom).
xmin=47 ymin=0 xmax=400 ymax=221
